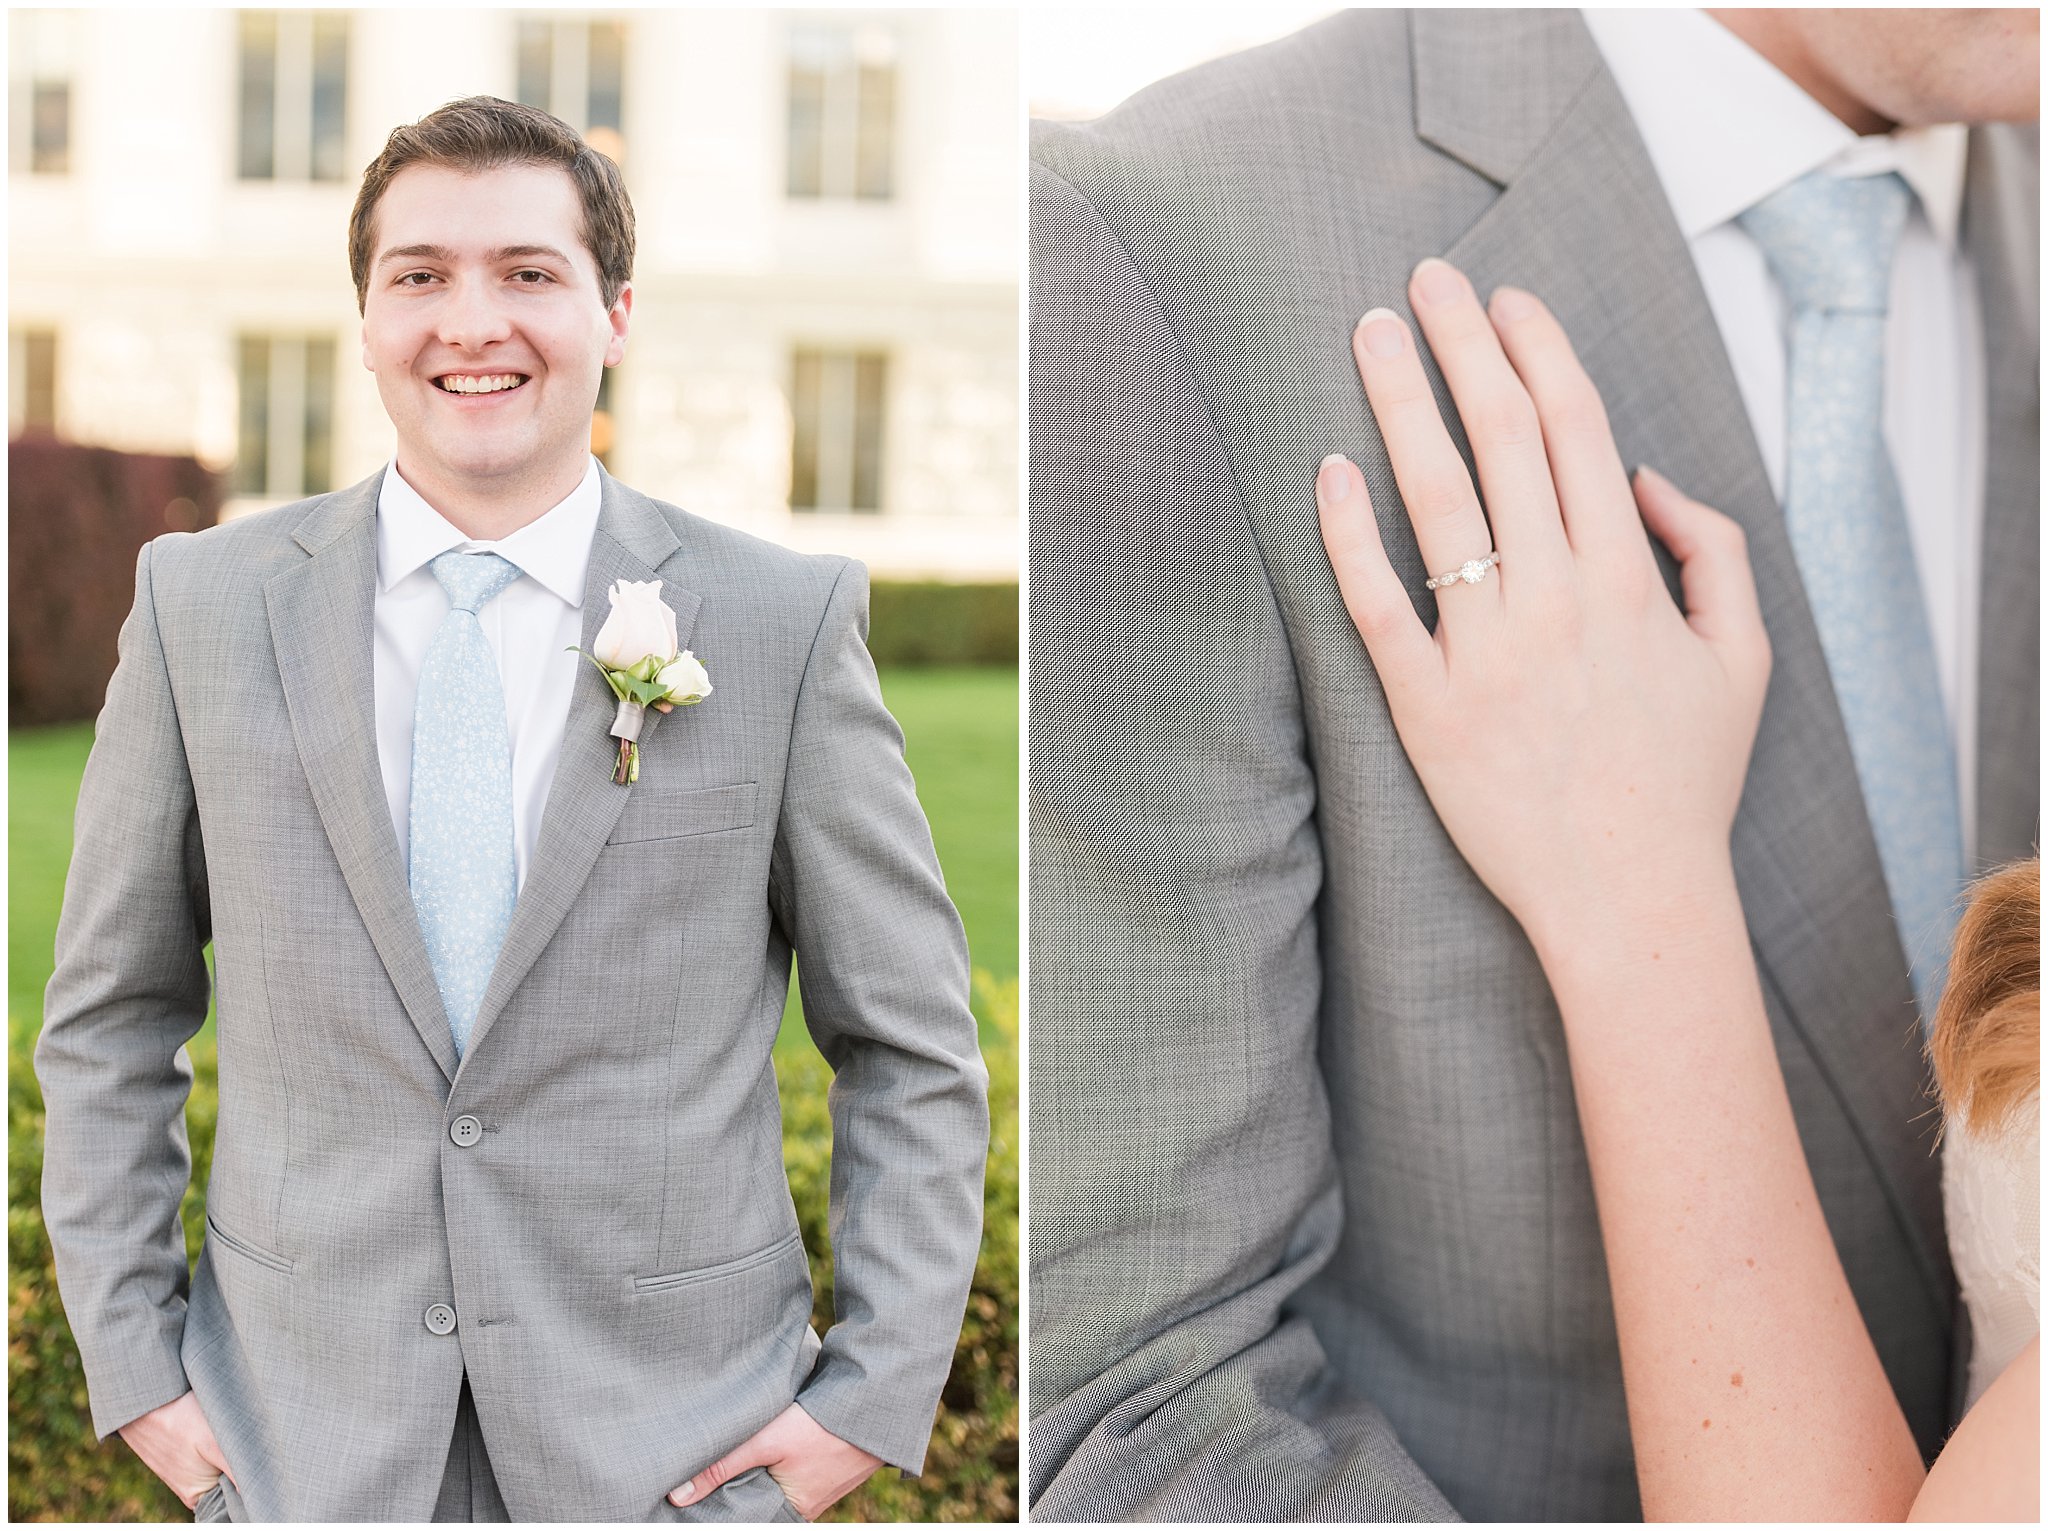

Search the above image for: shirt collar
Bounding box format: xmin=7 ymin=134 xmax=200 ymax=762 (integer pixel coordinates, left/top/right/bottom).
xmin=375 ymin=457 xmax=602 ymax=607
xmin=1582 ymin=8 xmax=1967 ymax=248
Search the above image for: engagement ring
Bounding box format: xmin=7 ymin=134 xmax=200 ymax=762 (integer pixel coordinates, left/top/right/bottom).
xmin=1424 ymin=551 xmax=1500 ymax=592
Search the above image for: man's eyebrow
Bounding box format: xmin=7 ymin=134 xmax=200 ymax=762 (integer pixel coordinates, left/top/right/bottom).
xmin=375 ymin=243 xmax=575 ymax=267
xmin=487 ymin=244 xmax=574 ymax=264
xmin=377 ymin=244 xmax=455 ymax=267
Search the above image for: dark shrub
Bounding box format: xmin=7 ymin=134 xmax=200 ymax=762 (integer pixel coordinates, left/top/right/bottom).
xmin=867 ymin=582 xmax=1018 ymax=666
xmin=9 ymin=441 xmax=222 ymax=726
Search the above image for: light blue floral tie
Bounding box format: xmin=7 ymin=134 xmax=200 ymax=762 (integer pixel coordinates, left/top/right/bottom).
xmin=410 ymin=550 xmax=523 ymax=1058
xmin=1739 ymin=170 xmax=1965 ymax=1029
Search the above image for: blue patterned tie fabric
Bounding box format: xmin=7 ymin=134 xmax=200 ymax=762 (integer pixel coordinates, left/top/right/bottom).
xmin=409 ymin=550 xmax=523 ymax=1058
xmin=1738 ymin=170 xmax=1965 ymax=1028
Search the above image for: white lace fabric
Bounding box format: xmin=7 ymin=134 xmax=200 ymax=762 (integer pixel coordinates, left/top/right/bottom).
xmin=1942 ymin=1089 xmax=2041 ymax=1409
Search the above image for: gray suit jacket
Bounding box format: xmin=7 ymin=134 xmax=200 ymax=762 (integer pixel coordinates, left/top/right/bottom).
xmin=1028 ymin=10 xmax=2036 ymax=1521
xmin=37 ymin=467 xmax=989 ymax=1521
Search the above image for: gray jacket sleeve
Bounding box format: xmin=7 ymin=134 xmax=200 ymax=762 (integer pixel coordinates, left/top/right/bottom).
xmin=1026 ymin=157 xmax=1458 ymax=1523
xmin=36 ymin=540 xmax=213 ymax=1440
xmin=770 ymin=559 xmax=991 ymax=1476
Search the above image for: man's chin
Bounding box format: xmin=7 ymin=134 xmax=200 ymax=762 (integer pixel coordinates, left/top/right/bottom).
xmin=402 ymin=443 xmax=546 ymax=495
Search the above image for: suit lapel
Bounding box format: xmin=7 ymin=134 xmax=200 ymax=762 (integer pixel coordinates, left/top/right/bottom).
xmin=1415 ymin=10 xmax=1949 ymax=1304
xmin=457 ymin=474 xmax=696 ymax=1072
xmin=267 ymin=471 xmax=459 ymax=1083
xmin=1963 ymin=125 xmax=2039 ymax=872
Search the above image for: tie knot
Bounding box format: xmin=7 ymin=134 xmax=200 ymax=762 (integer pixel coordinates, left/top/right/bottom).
xmin=430 ymin=550 xmax=521 ymax=614
xmin=1737 ymin=169 xmax=1912 ymax=316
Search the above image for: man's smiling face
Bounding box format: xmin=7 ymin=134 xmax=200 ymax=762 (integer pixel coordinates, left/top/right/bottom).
xmin=361 ymin=161 xmax=630 ymax=506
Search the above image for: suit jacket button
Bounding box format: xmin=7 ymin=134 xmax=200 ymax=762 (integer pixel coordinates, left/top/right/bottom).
xmin=450 ymin=1115 xmax=483 ymax=1147
xmin=424 ymin=1304 xmax=457 ymax=1335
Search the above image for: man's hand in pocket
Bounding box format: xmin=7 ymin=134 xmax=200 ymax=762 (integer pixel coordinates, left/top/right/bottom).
xmin=118 ymin=1391 xmax=235 ymax=1510
xmin=669 ymin=1402 xmax=882 ymax=1521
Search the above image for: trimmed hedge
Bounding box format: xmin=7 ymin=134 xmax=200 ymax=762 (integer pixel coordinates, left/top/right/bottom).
xmin=8 ymin=441 xmax=222 ymax=727
xmin=6 ymin=977 xmax=1019 ymax=1523
xmin=867 ymin=582 xmax=1018 ymax=667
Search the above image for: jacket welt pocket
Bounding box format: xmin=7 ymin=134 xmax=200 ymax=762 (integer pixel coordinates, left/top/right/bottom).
xmin=608 ymin=781 xmax=757 ymax=846
xmin=631 ymin=1229 xmax=803 ymax=1294
xmin=205 ymin=1211 xmax=296 ymax=1275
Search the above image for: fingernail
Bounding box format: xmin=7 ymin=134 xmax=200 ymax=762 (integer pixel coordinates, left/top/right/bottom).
xmin=1412 ymin=258 xmax=1466 ymax=306
xmin=1317 ymin=453 xmax=1351 ymax=502
xmin=1634 ymin=463 xmax=1669 ymax=491
xmin=1490 ymin=286 xmax=1538 ymax=322
xmin=1358 ymin=309 xmax=1406 ymax=358
xmin=671 ymin=1489 xmax=696 ymax=1507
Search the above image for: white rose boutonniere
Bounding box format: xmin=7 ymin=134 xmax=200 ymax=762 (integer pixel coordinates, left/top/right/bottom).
xmin=570 ymin=579 xmax=713 ymax=785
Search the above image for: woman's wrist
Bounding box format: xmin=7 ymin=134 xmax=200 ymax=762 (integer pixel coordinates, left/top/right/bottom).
xmin=1521 ymin=845 xmax=1748 ymax=1003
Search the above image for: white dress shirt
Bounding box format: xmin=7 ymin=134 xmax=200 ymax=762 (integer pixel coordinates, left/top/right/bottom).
xmin=1583 ymin=8 xmax=1985 ymax=854
xmin=374 ymin=458 xmax=601 ymax=891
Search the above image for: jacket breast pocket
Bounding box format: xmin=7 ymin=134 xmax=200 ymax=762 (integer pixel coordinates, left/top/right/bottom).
xmin=608 ymin=781 xmax=757 ymax=846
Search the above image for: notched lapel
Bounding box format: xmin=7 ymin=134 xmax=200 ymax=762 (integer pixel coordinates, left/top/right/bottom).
xmin=1423 ymin=32 xmax=1949 ymax=1312
xmin=266 ymin=477 xmax=459 ymax=1083
xmin=1412 ymin=9 xmax=1600 ymax=186
xmin=458 ymin=479 xmax=698 ymax=1073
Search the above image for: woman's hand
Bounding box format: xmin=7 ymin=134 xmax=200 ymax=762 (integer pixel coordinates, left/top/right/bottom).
xmin=1316 ymin=258 xmax=1771 ymax=959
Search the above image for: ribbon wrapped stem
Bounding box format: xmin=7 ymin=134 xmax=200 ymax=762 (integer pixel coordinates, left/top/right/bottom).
xmin=611 ymin=699 xmax=646 ymax=786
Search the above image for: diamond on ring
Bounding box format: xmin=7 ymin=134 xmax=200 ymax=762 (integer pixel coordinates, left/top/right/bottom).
xmin=1424 ymin=550 xmax=1500 ymax=592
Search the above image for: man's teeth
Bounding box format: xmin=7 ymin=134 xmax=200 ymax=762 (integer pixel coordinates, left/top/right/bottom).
xmin=438 ymin=375 xmax=526 ymax=394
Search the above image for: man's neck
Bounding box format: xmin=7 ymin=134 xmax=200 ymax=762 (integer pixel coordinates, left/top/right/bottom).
xmin=394 ymin=453 xmax=590 ymax=542
xmin=1705 ymin=10 xmax=1893 ymax=136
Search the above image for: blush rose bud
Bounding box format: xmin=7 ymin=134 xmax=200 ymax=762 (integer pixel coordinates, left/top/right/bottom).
xmin=593 ymin=579 xmax=680 ymax=667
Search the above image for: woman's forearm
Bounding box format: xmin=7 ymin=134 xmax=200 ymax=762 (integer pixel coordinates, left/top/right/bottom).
xmin=1533 ymin=860 xmax=1925 ymax=1521
xmin=1313 ymin=268 xmax=1922 ymax=1517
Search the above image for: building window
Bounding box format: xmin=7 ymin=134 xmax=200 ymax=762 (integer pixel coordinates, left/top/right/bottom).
xmin=9 ymin=12 xmax=73 ymax=175
xmin=235 ymin=336 xmax=335 ymax=498
xmin=238 ymin=11 xmax=349 ymax=182
xmin=785 ymin=25 xmax=895 ymax=202
xmin=9 ymin=330 xmax=57 ymax=436
xmin=790 ymin=349 xmax=885 ymax=514
xmin=516 ymin=16 xmax=626 ymax=160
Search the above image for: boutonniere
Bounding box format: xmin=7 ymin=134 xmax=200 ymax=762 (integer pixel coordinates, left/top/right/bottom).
xmin=570 ymin=579 xmax=713 ymax=785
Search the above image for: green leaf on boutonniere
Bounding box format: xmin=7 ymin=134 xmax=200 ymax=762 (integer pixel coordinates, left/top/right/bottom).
xmin=568 ymin=647 xmax=634 ymax=703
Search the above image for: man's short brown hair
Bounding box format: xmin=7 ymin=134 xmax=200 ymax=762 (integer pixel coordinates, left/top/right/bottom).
xmin=348 ymin=95 xmax=634 ymax=315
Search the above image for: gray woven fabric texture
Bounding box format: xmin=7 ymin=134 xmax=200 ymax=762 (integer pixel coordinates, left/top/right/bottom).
xmin=38 ymin=467 xmax=989 ymax=1521
xmin=1027 ymin=8 xmax=2037 ymax=1522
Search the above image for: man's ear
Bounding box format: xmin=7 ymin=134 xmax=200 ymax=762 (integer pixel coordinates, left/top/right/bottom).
xmin=605 ymin=283 xmax=634 ymax=367
xmin=360 ymin=323 xmax=372 ymax=373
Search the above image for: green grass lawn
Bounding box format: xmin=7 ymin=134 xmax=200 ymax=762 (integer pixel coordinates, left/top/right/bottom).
xmin=886 ymin=666 xmax=1019 ymax=983
xmin=8 ymin=665 xmax=1019 ymax=1047
xmin=8 ymin=726 xmax=92 ymax=1046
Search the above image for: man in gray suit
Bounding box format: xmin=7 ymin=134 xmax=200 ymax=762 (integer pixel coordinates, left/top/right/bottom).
xmin=38 ymin=97 xmax=988 ymax=1523
xmin=1030 ymin=9 xmax=2035 ymax=1520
